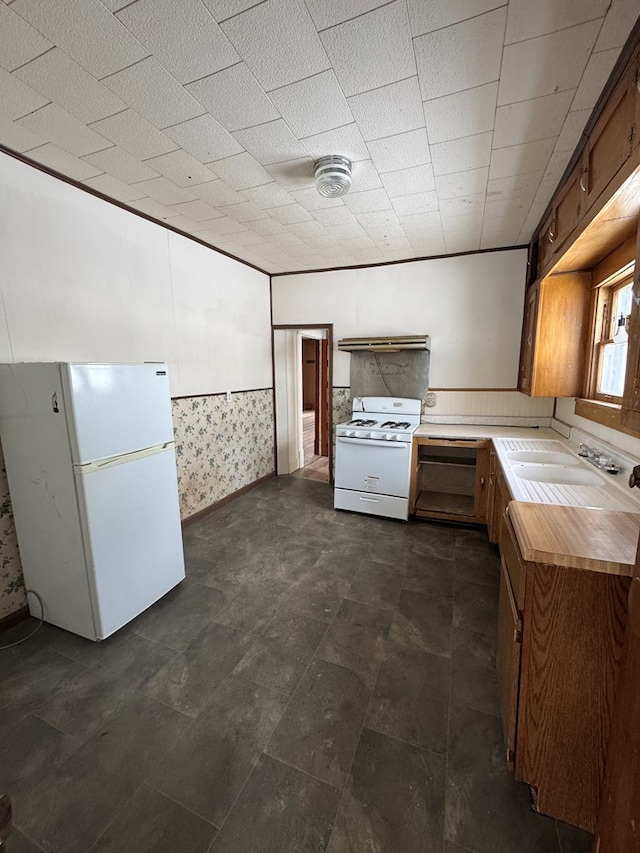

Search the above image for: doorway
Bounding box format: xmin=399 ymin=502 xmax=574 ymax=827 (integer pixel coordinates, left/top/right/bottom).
xmin=273 ymin=324 xmax=333 ymax=483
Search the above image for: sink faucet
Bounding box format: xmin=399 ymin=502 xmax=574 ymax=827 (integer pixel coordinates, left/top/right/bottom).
xmin=578 ymin=443 xmax=620 ymax=474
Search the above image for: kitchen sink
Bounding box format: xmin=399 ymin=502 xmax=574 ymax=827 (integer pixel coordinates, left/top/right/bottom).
xmin=512 ymin=464 xmax=605 ymax=486
xmin=506 ymin=450 xmax=580 ymax=465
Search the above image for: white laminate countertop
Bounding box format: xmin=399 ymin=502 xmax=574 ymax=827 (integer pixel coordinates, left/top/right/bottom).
xmin=414 ymin=424 xmax=640 ymax=512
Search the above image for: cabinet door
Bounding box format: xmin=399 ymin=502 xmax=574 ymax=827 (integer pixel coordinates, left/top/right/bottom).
xmin=632 ymin=45 xmax=640 ymax=153
xmin=537 ymin=212 xmax=555 ymax=275
xmin=583 ymin=67 xmax=635 ymax=212
xmin=518 ymin=282 xmax=539 ymax=395
xmin=497 ymin=555 xmax=522 ymax=771
xmin=486 ymin=451 xmax=498 ymax=543
xmin=552 ymin=161 xmax=582 ymax=254
xmin=620 ymin=221 xmax=640 ymax=430
xmin=473 ymin=444 xmax=490 ymax=521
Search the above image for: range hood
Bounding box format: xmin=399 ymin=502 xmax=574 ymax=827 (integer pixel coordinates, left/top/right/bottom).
xmin=338 ymin=335 xmax=430 ymax=352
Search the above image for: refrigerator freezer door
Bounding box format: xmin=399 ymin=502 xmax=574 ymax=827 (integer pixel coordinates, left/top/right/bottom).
xmin=63 ymin=363 xmax=175 ymax=464
xmin=75 ymin=445 xmax=185 ymax=639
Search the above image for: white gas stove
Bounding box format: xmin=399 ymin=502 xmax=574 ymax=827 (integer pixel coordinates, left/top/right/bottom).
xmin=334 ymin=396 xmax=422 ymax=520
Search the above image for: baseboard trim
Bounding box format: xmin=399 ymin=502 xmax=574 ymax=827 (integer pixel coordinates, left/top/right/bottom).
xmin=0 ymin=605 xmax=30 ymax=633
xmin=181 ymin=472 xmax=275 ymax=527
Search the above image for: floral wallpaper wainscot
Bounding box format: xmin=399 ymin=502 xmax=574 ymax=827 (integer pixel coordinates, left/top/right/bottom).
xmin=0 ymin=441 xmax=26 ymax=620
xmin=172 ymin=389 xmax=276 ymax=519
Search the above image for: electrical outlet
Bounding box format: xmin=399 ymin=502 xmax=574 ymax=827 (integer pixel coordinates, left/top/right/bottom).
xmin=225 ymin=391 xmax=232 ymax=403
xmin=425 ymin=391 xmax=437 ymax=408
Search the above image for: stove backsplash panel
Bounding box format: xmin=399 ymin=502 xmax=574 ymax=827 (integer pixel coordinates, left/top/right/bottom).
xmin=349 ymin=350 xmax=430 ymax=400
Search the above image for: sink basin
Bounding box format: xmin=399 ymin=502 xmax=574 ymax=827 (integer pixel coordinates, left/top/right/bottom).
xmin=513 ymin=464 xmax=605 ymax=486
xmin=506 ymin=450 xmax=580 ymax=465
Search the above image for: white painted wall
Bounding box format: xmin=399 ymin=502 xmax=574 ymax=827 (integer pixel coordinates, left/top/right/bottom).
xmin=271 ymin=249 xmax=527 ymax=389
xmin=0 ymin=153 xmax=271 ymax=396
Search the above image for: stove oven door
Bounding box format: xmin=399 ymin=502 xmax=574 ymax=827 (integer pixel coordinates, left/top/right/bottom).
xmin=334 ymin=436 xmax=412 ymax=498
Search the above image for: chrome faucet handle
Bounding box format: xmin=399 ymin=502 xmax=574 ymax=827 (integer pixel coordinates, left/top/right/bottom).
xmin=578 ymin=443 xmax=590 ymax=457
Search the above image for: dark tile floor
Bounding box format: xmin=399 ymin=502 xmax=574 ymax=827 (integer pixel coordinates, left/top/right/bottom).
xmin=0 ymin=476 xmax=594 ymax=853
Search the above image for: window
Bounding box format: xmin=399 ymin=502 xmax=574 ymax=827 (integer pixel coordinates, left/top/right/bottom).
xmin=588 ymin=262 xmax=634 ymax=405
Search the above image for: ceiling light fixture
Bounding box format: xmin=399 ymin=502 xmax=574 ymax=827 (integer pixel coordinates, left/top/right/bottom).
xmin=315 ymin=155 xmax=352 ymax=198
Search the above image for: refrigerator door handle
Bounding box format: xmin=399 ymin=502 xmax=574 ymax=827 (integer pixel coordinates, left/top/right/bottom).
xmin=75 ymin=442 xmax=175 ymax=473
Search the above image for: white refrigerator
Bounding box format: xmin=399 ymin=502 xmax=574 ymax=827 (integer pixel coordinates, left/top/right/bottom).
xmin=0 ymin=362 xmax=185 ymax=640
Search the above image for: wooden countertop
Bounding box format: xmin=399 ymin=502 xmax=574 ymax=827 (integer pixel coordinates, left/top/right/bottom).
xmin=508 ymin=501 xmax=640 ymax=577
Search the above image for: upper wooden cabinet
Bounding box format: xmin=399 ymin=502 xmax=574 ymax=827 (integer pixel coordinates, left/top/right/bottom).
xmin=518 ymin=272 xmax=591 ymax=397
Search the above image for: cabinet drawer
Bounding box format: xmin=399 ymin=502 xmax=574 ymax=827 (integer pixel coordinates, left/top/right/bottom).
xmin=500 ymin=506 xmax=525 ymax=610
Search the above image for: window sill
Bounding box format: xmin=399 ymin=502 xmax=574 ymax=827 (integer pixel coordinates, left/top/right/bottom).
xmin=574 ymin=398 xmax=640 ymax=437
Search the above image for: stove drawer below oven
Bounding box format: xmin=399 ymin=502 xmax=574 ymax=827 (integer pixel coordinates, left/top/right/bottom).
xmin=334 ymin=436 xmax=411 ymax=498
xmin=334 ymin=488 xmax=409 ymax=521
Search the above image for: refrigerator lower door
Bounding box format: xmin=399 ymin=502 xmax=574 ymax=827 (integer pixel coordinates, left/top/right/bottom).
xmin=75 ymin=445 xmax=185 ymax=640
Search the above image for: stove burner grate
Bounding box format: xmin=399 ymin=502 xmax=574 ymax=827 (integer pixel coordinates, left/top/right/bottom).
xmin=380 ymin=420 xmax=412 ymax=430
xmin=346 ymin=418 xmax=378 ymax=427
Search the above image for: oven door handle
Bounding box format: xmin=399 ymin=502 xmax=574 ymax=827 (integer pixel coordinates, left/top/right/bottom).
xmin=337 ymin=437 xmax=408 ymax=448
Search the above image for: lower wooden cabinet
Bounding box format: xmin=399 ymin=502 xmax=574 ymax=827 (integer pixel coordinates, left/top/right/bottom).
xmin=497 ymin=509 xmax=630 ymax=832
xmin=410 ymin=437 xmax=489 ymax=524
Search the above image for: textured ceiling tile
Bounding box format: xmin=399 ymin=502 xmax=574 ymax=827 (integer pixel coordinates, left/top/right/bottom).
xmin=0 ymin=113 xmax=43 ymax=151
xmin=265 ymin=157 xmax=316 ymax=190
xmin=0 ymin=66 xmax=48 ymax=119
xmin=28 ymin=142 xmax=103 ymax=180
xmin=381 ymin=164 xmax=435 ymax=197
xmin=408 ymin=235 xmax=446 ymax=255
xmin=431 ymin=132 xmax=492 ymax=176
xmin=320 ymin=1 xmax=415 ymax=97
xmin=216 ymin=228 xmax=264 ymax=246
xmin=415 ymin=8 xmax=506 ymax=101
xmin=168 ymin=199 xmax=223 ymax=221
xmin=242 ymin=182 xmax=295 ymax=208
xmin=216 ymin=200 xmax=267 ymax=222
xmin=423 ymin=82 xmax=498 ymax=144
xmin=130 ymin=176 xmax=195 ymax=206
xmin=192 ymin=179 xmax=247 ymax=207
xmin=266 ymin=202 xmax=313 ymax=224
xmin=301 ymin=123 xmax=370 ymax=163
xmin=194 ymin=216 xmax=247 ymax=236
xmin=89 ymin=110 xmax=176 ymax=160
xmin=270 ymin=71 xmax=352 ymax=138
xmin=439 ymin=194 xmax=485 ymax=216
xmin=398 ymin=210 xmax=442 ymax=233
xmin=290 ymin=186 xmax=347 ymax=211
xmin=595 ymin=0 xmax=640 ymax=50
xmin=128 ymin=196 xmax=177 ymax=220
xmin=367 ymin=128 xmax=431 ymax=173
xmin=441 ymin=211 xmax=484 ymax=233
xmin=406 ymin=0 xmax=506 ymax=37
xmin=82 ymin=172 xmax=147 ymax=203
xmin=232 ymin=119 xmax=307 ymax=165
xmin=445 ymin=234 xmax=481 ymax=253
xmin=143 ymin=149 xmax=216 ymax=187
xmin=435 ymin=167 xmax=489 ymax=200
xmin=116 ymin=0 xmax=238 ymax=85
xmin=201 ymin=0 xmax=264 ymax=23
xmin=554 ymin=108 xmax=591 ymax=152
xmin=207 ymin=151 xmax=272 ymax=189
xmin=391 ymin=191 xmax=438 ymax=216
xmin=571 ymin=48 xmax=620 ymax=112
xmin=187 ymin=64 xmax=278 ymax=134
xmin=349 ymin=160 xmax=383 ymax=192
xmin=221 ymin=0 xmax=329 ymax=91
xmin=487 ymin=170 xmax=545 ymax=200
xmin=101 ymin=57 xmax=203 ymax=129
xmin=164 ymin=114 xmax=242 ymax=164
xmin=498 ymin=21 xmax=600 ymax=105
xmin=343 ymin=188 xmax=392 ymax=213
xmin=493 ymin=89 xmax=574 ymax=149
xmin=288 ymin=220 xmax=330 ymax=240
xmin=15 ymin=48 xmax=126 ymax=122
xmin=305 ymin=0 xmax=387 ymax=30
xmin=312 ymin=206 xmax=358 ymax=226
xmin=0 ymin=4 xmax=51 ymax=72
xmin=355 ymin=209 xmax=401 ymax=229
xmin=504 ymin=0 xmax=609 ymax=45
xmin=17 ymin=103 xmax=109 ymax=156
xmin=251 ymin=216 xmax=288 ymax=235
xmin=488 ymin=138 xmax=555 ymax=179
xmin=347 ymin=77 xmax=424 ymax=141
xmin=84 ymin=146 xmax=159 ymax=183
xmin=11 ymin=0 xmax=147 ymax=78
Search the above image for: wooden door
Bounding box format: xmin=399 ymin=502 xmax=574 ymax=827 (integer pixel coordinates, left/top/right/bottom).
xmin=497 ymin=556 xmax=522 ymax=772
xmin=621 ymin=221 xmax=640 ymax=431
xmin=317 ymin=338 xmax=329 ymax=456
xmin=518 ymin=282 xmax=539 ymax=395
xmin=595 ymin=578 xmax=640 ymax=852
xmin=302 ymin=338 xmax=317 ymax=411
xmin=473 ymin=443 xmax=490 ymax=521
xmin=582 ymin=66 xmax=635 ymax=212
